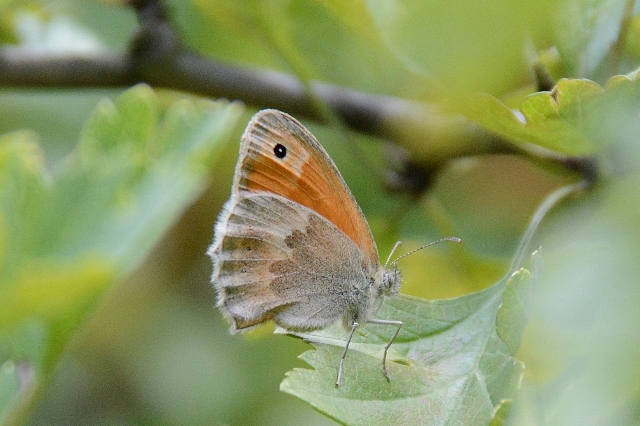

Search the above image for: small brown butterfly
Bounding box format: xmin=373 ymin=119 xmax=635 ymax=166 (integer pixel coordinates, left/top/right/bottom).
xmin=208 ymin=109 xmax=459 ymax=386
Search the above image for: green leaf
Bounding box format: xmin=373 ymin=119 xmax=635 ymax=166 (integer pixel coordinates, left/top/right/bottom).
xmin=489 ymin=399 xmax=512 ymax=426
xmin=280 ymin=251 xmax=540 ymax=425
xmin=0 ymin=361 xmax=20 ymax=425
xmin=552 ymin=0 xmax=628 ymax=78
xmin=497 ymin=267 xmax=535 ymax=355
xmin=462 ymin=76 xmax=640 ymax=156
xmin=0 ymin=85 xmax=244 ymax=422
xmin=175 ymin=1 xmax=432 ymax=99
xmin=506 ymin=69 xmax=640 ymax=425
xmin=364 ymin=0 xmax=553 ymax=96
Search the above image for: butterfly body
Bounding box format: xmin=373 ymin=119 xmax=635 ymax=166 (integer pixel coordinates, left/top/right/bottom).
xmin=208 ymin=109 xmax=402 ymax=385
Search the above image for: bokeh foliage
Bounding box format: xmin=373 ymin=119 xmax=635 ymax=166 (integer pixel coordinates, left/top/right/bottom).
xmin=1 ymin=0 xmax=639 ymax=425
xmin=0 ymin=85 xmax=244 ymax=423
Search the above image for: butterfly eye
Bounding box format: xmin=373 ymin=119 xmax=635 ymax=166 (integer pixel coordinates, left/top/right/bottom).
xmin=273 ymin=144 xmax=287 ymax=159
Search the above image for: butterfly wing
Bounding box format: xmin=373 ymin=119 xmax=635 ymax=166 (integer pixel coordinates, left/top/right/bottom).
xmin=211 ymin=192 xmax=375 ymax=332
xmin=233 ymin=110 xmax=379 ymax=269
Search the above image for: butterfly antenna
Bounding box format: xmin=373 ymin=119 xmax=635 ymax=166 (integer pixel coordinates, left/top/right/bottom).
xmin=391 ymin=237 xmax=462 ymax=265
xmin=384 ymin=241 xmax=403 ymax=269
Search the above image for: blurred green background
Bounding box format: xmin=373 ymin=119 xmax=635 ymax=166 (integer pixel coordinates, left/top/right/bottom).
xmin=1 ymin=0 xmax=639 ymax=425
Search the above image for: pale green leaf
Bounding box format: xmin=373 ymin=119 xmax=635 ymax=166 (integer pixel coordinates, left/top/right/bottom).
xmin=0 ymin=85 xmax=244 ymax=422
xmin=0 ymin=361 xmax=20 ymax=425
xmin=462 ymin=76 xmax=640 ymax=156
xmin=280 ymin=251 xmax=540 ymax=425
xmin=553 ymin=0 xmax=628 ymax=78
xmin=364 ymin=0 xmax=554 ymax=96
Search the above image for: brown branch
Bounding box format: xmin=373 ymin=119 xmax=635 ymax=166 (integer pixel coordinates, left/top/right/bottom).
xmin=0 ymin=35 xmax=501 ymax=167
xmin=0 ymin=50 xmax=132 ymax=87
xmin=0 ymin=0 xmax=594 ymax=187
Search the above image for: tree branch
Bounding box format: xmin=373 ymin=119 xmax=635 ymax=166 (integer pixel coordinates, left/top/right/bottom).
xmin=0 ymin=38 xmax=503 ymax=166
xmin=0 ymin=0 xmax=593 ymax=187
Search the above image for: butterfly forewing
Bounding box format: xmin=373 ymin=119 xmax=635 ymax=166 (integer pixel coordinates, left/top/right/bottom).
xmin=236 ymin=110 xmax=380 ymax=269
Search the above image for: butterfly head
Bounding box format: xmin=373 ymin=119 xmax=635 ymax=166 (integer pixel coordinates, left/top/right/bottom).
xmin=381 ymin=264 xmax=401 ymax=297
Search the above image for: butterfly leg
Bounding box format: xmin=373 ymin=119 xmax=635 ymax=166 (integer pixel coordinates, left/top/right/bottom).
xmin=367 ymin=318 xmax=403 ymax=381
xmin=336 ymin=321 xmax=360 ymax=387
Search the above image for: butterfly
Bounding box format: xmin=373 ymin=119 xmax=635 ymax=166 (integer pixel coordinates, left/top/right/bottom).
xmin=208 ymin=109 xmax=459 ymax=386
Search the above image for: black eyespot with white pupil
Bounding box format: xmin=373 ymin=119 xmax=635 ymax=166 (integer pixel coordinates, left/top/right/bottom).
xmin=273 ymin=144 xmax=287 ymax=159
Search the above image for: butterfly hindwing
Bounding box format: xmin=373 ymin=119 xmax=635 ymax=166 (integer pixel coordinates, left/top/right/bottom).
xmin=212 ymin=192 xmax=371 ymax=332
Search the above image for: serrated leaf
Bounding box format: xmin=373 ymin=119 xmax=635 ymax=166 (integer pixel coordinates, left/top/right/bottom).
xmin=489 ymin=399 xmax=512 ymax=426
xmin=462 ymin=76 xmax=640 ymax=156
xmin=497 ymin=267 xmax=536 ymax=355
xmin=281 ymin=251 xmax=540 ymax=425
xmin=0 ymin=85 xmax=244 ymax=422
